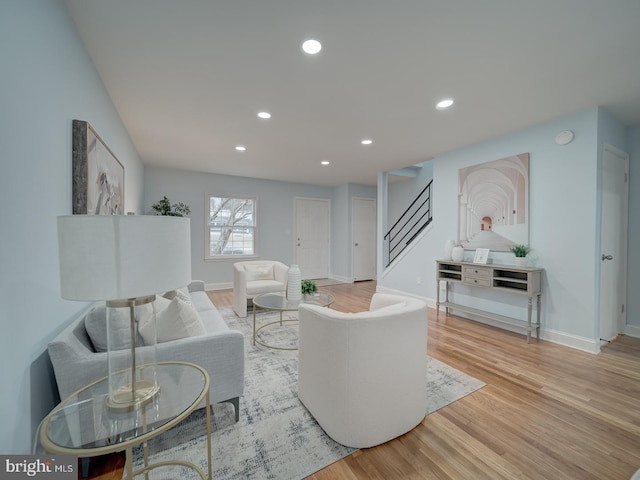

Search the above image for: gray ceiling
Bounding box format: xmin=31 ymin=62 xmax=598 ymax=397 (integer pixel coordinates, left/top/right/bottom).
xmin=65 ymin=0 xmax=640 ymax=187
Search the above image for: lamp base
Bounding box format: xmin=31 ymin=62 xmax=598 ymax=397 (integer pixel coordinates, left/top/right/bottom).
xmin=105 ymin=380 xmax=160 ymax=412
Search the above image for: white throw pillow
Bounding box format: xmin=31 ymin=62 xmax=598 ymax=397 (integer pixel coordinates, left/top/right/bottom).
xmin=85 ymin=304 xmax=148 ymax=352
xmin=245 ymin=264 xmax=273 ymax=281
xmin=139 ymin=296 xmax=205 ymax=344
xmin=162 ymin=287 xmax=192 ymax=305
xmin=136 ymin=295 xmax=171 ymax=342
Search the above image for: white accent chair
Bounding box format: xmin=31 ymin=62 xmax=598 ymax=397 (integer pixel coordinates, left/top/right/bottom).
xmin=232 ymin=260 xmax=289 ymax=317
xmin=298 ymin=293 xmax=428 ymax=448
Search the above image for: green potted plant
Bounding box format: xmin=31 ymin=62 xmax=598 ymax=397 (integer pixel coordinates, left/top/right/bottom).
xmin=151 ymin=196 xmax=191 ymax=217
xmin=510 ymin=244 xmax=531 ymax=267
xmin=301 ymin=279 xmax=318 ymax=298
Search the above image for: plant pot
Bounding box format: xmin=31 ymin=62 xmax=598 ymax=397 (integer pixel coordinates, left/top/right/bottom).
xmin=513 ymin=257 xmax=529 ymax=267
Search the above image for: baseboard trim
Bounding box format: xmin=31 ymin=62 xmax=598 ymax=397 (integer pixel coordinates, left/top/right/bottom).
xmin=540 ymin=328 xmax=599 ymax=354
xmin=329 ymin=274 xmax=354 ymax=284
xmin=206 ymin=282 xmax=232 ymax=291
xmin=375 ymin=285 xmax=430 ymax=304
xmin=624 ymin=323 xmax=640 ymax=338
xmin=377 ymin=286 xmax=600 ymax=354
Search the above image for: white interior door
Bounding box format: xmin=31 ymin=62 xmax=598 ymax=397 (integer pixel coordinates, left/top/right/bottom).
xmin=352 ymin=197 xmax=377 ymax=281
xmin=295 ymin=197 xmax=330 ymax=279
xmin=599 ymin=143 xmax=629 ymax=341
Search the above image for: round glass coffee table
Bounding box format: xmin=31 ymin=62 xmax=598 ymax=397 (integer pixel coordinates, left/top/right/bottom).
xmin=252 ymin=292 xmax=334 ymax=350
xmin=39 ymin=361 xmax=212 ymax=480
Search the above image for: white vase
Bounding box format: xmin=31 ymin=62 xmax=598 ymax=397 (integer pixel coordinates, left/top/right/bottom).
xmin=444 ymin=239 xmax=456 ymax=260
xmin=451 ymin=246 xmax=464 ymax=262
xmin=286 ymin=264 xmax=302 ymax=301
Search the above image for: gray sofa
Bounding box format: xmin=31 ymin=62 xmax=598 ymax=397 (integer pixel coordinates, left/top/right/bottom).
xmin=48 ymin=281 xmax=244 ymax=421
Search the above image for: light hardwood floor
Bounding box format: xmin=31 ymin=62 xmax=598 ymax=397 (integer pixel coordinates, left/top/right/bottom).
xmin=87 ymin=281 xmax=640 ymax=479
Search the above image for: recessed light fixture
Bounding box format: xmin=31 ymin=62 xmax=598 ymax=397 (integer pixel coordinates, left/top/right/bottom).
xmin=436 ymin=98 xmax=454 ymax=110
xmin=235 ymin=145 xmax=246 ymax=152
xmin=361 ymin=139 xmax=373 ymax=145
xmin=257 ymin=111 xmax=271 ymax=119
xmin=302 ymin=39 xmax=322 ymax=55
xmin=321 ymin=160 xmax=330 ymax=165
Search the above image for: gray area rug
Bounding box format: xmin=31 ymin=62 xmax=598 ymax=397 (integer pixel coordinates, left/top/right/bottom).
xmin=130 ymin=308 xmax=485 ymax=479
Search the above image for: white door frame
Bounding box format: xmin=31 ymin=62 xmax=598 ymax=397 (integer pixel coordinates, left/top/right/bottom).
xmin=598 ymin=143 xmax=629 ymax=343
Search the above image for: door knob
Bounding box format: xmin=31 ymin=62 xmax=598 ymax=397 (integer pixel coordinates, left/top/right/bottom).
xmin=602 ymin=254 xmax=613 ymax=261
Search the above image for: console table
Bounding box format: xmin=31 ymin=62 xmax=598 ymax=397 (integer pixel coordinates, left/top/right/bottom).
xmin=436 ymin=260 xmax=543 ymax=343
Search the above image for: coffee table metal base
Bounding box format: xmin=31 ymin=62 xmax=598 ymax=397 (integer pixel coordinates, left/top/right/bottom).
xmin=252 ymin=292 xmax=334 ymax=351
xmin=254 ymin=317 xmax=299 ymax=351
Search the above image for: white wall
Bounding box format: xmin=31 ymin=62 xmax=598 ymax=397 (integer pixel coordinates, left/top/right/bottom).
xmin=144 ymin=167 xmax=337 ymax=286
xmin=387 ymin=161 xmax=433 ymax=230
xmin=332 ymin=185 xmax=350 ymax=279
xmin=144 ymin=169 xmax=377 ymax=286
xmin=627 ymin=126 xmax=640 ymax=332
xmin=380 ymin=107 xmax=619 ymax=351
xmin=0 ymin=0 xmax=144 ymax=453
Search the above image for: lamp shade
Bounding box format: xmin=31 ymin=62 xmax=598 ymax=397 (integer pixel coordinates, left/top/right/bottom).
xmin=58 ymin=215 xmax=191 ymax=301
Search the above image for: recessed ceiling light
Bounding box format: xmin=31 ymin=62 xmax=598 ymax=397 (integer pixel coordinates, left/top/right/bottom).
xmin=436 ymin=98 xmax=454 ymax=110
xmin=235 ymin=145 xmax=246 ymax=151
xmin=361 ymin=139 xmax=373 ymax=145
xmin=302 ymin=39 xmax=322 ymax=55
xmin=257 ymin=111 xmax=271 ymax=119
xmin=321 ymin=160 xmax=330 ymax=165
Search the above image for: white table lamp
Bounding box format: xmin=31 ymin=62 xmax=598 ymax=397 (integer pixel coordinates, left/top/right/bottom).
xmin=57 ymin=215 xmax=191 ymax=410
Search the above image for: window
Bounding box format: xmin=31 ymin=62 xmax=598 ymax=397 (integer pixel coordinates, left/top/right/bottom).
xmin=206 ymin=195 xmax=256 ymax=259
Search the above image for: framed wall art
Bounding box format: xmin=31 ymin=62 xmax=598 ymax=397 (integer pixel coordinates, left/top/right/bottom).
xmin=457 ymin=153 xmax=529 ymax=251
xmin=72 ymin=119 xmax=124 ymax=215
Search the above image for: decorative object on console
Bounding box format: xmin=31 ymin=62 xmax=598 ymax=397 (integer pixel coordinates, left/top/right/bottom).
xmin=473 ymin=248 xmax=490 ymax=264
xmin=151 ymin=195 xmax=191 ymax=217
xmin=72 ymin=119 xmax=124 ymax=215
xmin=510 ymin=244 xmax=531 ymax=267
xmin=286 ymin=264 xmax=302 ymax=301
xmin=57 ymin=215 xmax=191 ymax=410
xmin=444 ymin=239 xmax=456 ymax=260
xmin=301 ymin=279 xmax=318 ymax=297
xmin=451 ymin=245 xmax=465 ymax=262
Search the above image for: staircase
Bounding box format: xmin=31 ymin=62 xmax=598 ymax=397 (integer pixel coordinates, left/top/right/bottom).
xmin=384 ymin=179 xmax=433 ymax=267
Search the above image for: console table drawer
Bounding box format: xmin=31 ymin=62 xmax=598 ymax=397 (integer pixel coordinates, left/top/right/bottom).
xmin=462 ymin=266 xmax=491 ymax=286
xmin=463 ymin=276 xmax=491 ymax=287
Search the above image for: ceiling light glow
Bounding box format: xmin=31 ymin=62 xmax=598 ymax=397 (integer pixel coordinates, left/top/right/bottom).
xmin=436 ymin=98 xmax=454 ymax=109
xmin=235 ymin=145 xmax=246 ymax=151
xmin=361 ymin=139 xmax=373 ymax=145
xmin=257 ymin=111 xmax=271 ymax=119
xmin=302 ymin=39 xmax=322 ymax=55
xmin=321 ymin=160 xmax=330 ymax=165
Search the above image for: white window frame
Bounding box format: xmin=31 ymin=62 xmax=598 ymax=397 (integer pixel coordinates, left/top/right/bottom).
xmin=205 ymin=193 xmax=257 ymax=260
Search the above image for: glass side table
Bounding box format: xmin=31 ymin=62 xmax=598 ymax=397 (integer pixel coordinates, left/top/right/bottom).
xmin=39 ymin=361 xmax=212 ymax=480
xmin=252 ymin=292 xmax=334 ymax=350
